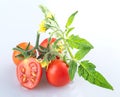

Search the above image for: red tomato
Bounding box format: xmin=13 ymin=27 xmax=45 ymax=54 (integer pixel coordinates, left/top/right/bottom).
xmin=46 ymin=59 xmax=70 ymax=87
xmin=12 ymin=42 xmax=36 ymax=66
xmin=17 ymin=58 xmax=42 ymax=89
xmin=40 ymin=38 xmax=56 ymax=48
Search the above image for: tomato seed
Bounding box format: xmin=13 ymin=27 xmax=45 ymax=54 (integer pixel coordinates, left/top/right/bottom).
xmin=21 ymin=67 xmax=25 ymax=73
xmin=31 ymin=78 xmax=35 ymax=83
xmin=31 ymin=72 xmax=36 ymax=77
xmin=23 ymin=74 xmax=26 ymax=77
xmin=22 ymin=77 xmax=27 ymax=83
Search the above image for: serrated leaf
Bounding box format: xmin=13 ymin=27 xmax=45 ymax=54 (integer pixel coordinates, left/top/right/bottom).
xmin=81 ymin=60 xmax=96 ymax=70
xmin=67 ymin=34 xmax=93 ymax=49
xmin=68 ymin=60 xmax=77 ymax=80
xmin=78 ymin=60 xmax=113 ymax=90
xmin=65 ymin=11 xmax=78 ymax=28
xmin=75 ymin=47 xmax=91 ymax=60
xmin=78 ymin=65 xmax=84 ymax=76
xmin=67 ymin=35 xmax=93 ymax=60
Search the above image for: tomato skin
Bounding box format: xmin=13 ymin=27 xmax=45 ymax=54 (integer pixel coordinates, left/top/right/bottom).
xmin=17 ymin=58 xmax=42 ymax=89
xmin=12 ymin=42 xmax=36 ymax=66
xmin=40 ymin=38 xmax=56 ymax=48
xmin=46 ymin=59 xmax=70 ymax=87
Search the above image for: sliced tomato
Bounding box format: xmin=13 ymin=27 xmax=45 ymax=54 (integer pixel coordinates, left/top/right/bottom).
xmin=46 ymin=59 xmax=70 ymax=87
xmin=17 ymin=58 xmax=42 ymax=89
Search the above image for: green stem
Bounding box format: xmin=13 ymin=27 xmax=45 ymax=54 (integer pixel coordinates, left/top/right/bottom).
xmin=27 ymin=32 xmax=40 ymax=53
xmin=50 ymin=18 xmax=75 ymax=60
xmin=67 ymin=47 xmax=74 ymax=59
xmin=62 ymin=37 xmax=74 ymax=59
xmin=54 ymin=19 xmax=60 ymax=28
xmin=35 ymin=32 xmax=40 ymax=49
xmin=54 ymin=20 xmax=74 ymax=59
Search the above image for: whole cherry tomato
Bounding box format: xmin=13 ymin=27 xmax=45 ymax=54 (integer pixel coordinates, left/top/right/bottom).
xmin=17 ymin=58 xmax=42 ymax=89
xmin=40 ymin=38 xmax=56 ymax=48
xmin=46 ymin=59 xmax=70 ymax=87
xmin=12 ymin=42 xmax=36 ymax=66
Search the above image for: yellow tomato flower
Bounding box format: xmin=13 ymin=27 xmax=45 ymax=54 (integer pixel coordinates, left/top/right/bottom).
xmin=39 ymin=20 xmax=47 ymax=32
xmin=56 ymin=41 xmax=64 ymax=53
xmin=40 ymin=60 xmax=49 ymax=68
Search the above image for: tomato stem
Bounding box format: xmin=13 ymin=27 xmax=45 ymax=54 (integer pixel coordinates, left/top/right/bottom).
xmin=50 ymin=18 xmax=75 ymax=60
xmin=67 ymin=47 xmax=74 ymax=59
xmin=35 ymin=32 xmax=40 ymax=49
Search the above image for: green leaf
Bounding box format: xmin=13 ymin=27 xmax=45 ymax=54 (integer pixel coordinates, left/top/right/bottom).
xmin=75 ymin=47 xmax=91 ymax=60
xmin=67 ymin=35 xmax=93 ymax=60
xmin=78 ymin=60 xmax=113 ymax=90
xmin=66 ymin=27 xmax=75 ymax=36
xmin=68 ymin=60 xmax=77 ymax=80
xmin=67 ymin=34 xmax=93 ymax=49
xmin=39 ymin=5 xmax=47 ymax=14
xmin=65 ymin=11 xmax=78 ymax=28
xmin=39 ymin=5 xmax=50 ymax=17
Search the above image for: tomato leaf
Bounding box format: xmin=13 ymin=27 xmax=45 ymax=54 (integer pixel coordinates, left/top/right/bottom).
xmin=65 ymin=11 xmax=78 ymax=28
xmin=66 ymin=27 xmax=75 ymax=36
xmin=68 ymin=60 xmax=77 ymax=80
xmin=67 ymin=35 xmax=93 ymax=60
xmin=78 ymin=60 xmax=113 ymax=90
xmin=67 ymin=34 xmax=93 ymax=49
xmin=39 ymin=5 xmax=47 ymax=15
xmin=75 ymin=47 xmax=91 ymax=60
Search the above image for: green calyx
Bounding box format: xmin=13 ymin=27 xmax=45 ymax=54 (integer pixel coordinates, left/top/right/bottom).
xmin=13 ymin=42 xmax=36 ymax=59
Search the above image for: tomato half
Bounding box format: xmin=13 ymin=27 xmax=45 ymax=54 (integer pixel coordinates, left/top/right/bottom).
xmin=46 ymin=59 xmax=70 ymax=87
xmin=40 ymin=38 xmax=56 ymax=48
xmin=17 ymin=58 xmax=42 ymax=89
xmin=12 ymin=42 xmax=36 ymax=66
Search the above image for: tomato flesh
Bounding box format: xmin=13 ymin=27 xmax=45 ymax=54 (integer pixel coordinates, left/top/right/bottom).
xmin=17 ymin=58 xmax=42 ymax=89
xmin=46 ymin=59 xmax=70 ymax=87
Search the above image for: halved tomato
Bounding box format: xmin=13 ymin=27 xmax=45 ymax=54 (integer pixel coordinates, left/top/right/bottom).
xmin=16 ymin=58 xmax=42 ymax=89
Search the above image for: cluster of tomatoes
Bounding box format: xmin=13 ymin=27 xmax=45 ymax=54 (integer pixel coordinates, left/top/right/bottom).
xmin=12 ymin=37 xmax=70 ymax=89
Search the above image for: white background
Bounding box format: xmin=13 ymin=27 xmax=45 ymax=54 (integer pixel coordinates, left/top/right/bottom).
xmin=0 ymin=0 xmax=120 ymax=97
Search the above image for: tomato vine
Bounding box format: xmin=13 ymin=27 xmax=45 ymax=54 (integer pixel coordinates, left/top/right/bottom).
xmin=38 ymin=5 xmax=113 ymax=90
xmin=12 ymin=4 xmax=114 ymax=90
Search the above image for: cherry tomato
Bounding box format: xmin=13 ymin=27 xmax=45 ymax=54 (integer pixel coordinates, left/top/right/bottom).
xmin=12 ymin=42 xmax=36 ymax=66
xmin=40 ymin=38 xmax=56 ymax=48
xmin=46 ymin=59 xmax=70 ymax=87
xmin=17 ymin=58 xmax=42 ymax=89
